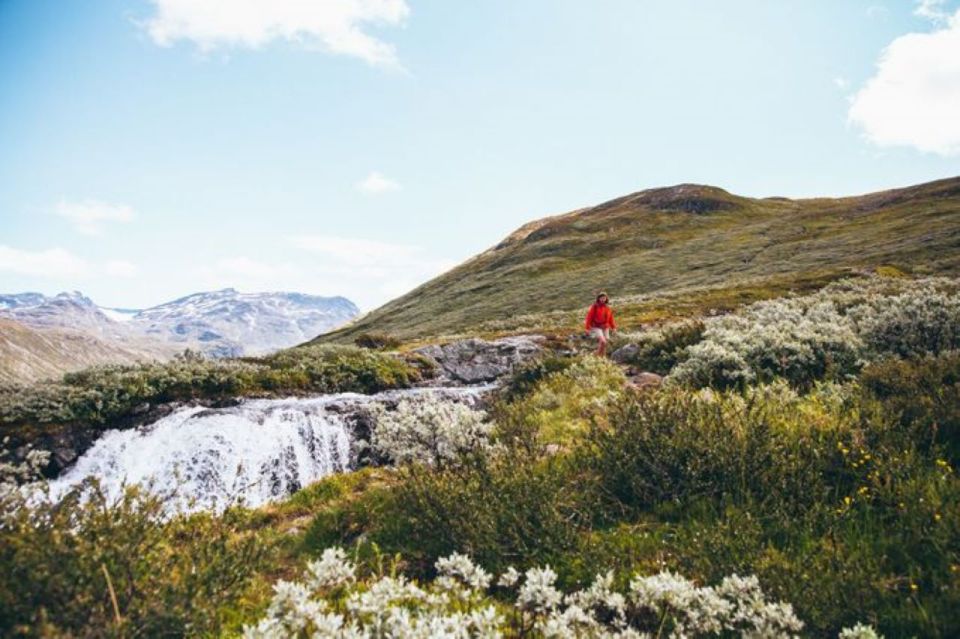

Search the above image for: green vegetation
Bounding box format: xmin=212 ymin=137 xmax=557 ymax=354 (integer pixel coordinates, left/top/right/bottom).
xmin=5 ymin=191 xmax=960 ymax=635
xmin=0 ymin=344 xmax=420 ymax=434
xmin=294 ymin=354 xmax=960 ymax=637
xmin=0 ymin=481 xmax=265 ymax=637
xmin=318 ymin=177 xmax=960 ymax=343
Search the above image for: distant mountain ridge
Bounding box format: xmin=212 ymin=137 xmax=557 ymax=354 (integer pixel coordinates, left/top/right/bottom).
xmin=0 ymin=289 xmax=360 ymax=382
xmin=133 ymin=289 xmax=359 ymax=357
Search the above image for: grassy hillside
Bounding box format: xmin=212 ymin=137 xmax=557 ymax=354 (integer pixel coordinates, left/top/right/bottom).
xmin=0 ymin=318 xmax=173 ymax=385
xmin=317 ymin=177 xmax=960 ymax=342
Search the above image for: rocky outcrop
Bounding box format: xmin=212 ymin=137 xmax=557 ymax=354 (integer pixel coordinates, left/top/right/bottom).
xmin=415 ymin=336 xmax=545 ymax=384
xmin=611 ymin=343 xmax=640 ymax=364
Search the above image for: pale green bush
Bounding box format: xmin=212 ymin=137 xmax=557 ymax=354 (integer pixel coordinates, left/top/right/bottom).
xmin=245 ymin=546 xmax=881 ymax=638
xmin=370 ymin=395 xmax=492 ymax=467
xmin=670 ymin=277 xmax=960 ymax=389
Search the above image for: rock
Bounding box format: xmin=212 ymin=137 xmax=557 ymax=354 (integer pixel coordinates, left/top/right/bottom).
xmin=414 ymin=335 xmax=545 ymax=384
xmin=627 ymin=371 xmax=664 ymax=389
xmin=611 ymin=343 xmax=640 ymax=363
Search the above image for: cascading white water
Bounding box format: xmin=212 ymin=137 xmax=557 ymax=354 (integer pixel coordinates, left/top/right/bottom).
xmin=46 ymin=386 xmax=490 ymax=513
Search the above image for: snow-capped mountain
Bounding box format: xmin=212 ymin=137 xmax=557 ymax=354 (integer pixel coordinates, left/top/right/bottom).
xmin=131 ymin=289 xmax=359 ymax=357
xmin=0 ymin=288 xmax=358 ymax=359
xmin=0 ymin=291 xmax=136 ymax=339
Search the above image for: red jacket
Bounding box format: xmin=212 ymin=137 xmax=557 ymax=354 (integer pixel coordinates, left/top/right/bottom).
xmin=585 ymin=303 xmax=616 ymax=330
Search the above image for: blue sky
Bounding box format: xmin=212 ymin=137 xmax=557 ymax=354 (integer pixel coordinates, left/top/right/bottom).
xmin=1 ymin=0 xmax=959 ymax=310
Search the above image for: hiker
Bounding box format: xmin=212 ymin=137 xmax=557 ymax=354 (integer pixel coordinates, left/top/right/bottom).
xmin=585 ymin=292 xmax=616 ymax=356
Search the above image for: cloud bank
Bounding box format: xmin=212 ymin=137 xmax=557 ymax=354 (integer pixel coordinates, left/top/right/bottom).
xmin=356 ymin=171 xmax=401 ymax=194
xmin=849 ymin=7 xmax=960 ymax=156
xmin=56 ymin=199 xmax=135 ymax=236
xmin=143 ymin=0 xmax=410 ymax=68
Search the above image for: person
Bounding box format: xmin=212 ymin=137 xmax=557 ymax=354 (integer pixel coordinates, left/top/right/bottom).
xmin=585 ymin=292 xmax=616 ymax=356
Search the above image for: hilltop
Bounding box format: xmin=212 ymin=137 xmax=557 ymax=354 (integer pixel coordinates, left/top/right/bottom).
xmin=315 ymin=177 xmax=960 ymax=343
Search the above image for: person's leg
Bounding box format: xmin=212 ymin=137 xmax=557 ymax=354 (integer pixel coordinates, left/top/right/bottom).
xmin=597 ymin=330 xmax=608 ymax=356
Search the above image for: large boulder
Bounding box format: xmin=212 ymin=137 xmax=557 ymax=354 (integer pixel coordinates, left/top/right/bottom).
xmin=415 ymin=336 xmax=545 ymax=384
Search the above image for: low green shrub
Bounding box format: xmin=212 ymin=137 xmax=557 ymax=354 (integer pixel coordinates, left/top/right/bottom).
xmin=860 ymin=351 xmax=960 ymax=462
xmin=492 ymin=355 xmax=625 ymax=447
xmin=0 ymin=345 xmax=417 ymax=431
xmin=497 ymin=354 xmax=576 ymax=402
xmin=620 ymin=320 xmax=705 ymax=374
xmin=354 ymin=332 xmax=403 ymax=350
xmin=374 ymin=451 xmax=586 ymax=578
xmin=0 ymin=482 xmax=265 ymax=637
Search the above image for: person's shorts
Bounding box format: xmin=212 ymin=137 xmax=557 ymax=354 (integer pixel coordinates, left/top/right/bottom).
xmin=590 ymin=327 xmax=610 ymax=340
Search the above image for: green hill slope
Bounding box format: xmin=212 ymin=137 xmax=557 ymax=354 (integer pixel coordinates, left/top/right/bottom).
xmin=317 ymin=177 xmax=960 ymax=342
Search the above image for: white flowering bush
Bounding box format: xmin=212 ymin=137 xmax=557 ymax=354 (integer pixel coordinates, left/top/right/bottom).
xmin=669 ymin=276 xmax=960 ymax=388
xmin=0 ymin=436 xmax=49 ymax=504
xmin=245 ymin=547 xmax=881 ymax=638
xmin=370 ymin=395 xmax=493 ymax=467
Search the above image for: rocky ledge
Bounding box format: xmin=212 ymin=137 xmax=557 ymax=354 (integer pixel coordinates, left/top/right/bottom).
xmin=415 ymin=335 xmax=546 ymax=384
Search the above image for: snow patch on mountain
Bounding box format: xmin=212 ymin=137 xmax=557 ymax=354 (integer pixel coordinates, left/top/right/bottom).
xmin=130 ymin=288 xmax=359 ymax=356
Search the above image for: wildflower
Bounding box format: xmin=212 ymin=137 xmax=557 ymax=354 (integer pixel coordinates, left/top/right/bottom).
xmin=518 ymin=566 xmax=563 ymax=613
xmin=306 ymin=546 xmax=356 ymax=590
xmin=498 ymin=566 xmax=521 ymax=588
xmin=435 ymin=552 xmax=493 ymax=592
xmin=265 ymin=580 xmax=324 ymax=633
xmin=838 ymin=622 xmax=884 ymax=639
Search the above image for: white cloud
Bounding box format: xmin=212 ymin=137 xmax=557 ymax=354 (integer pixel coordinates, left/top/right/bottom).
xmin=848 ymin=9 xmax=960 ymax=156
xmin=833 ymin=76 xmax=849 ymax=90
xmin=143 ymin=0 xmax=410 ymax=68
xmin=356 ymin=171 xmax=401 ymax=194
xmin=0 ymin=246 xmax=91 ymax=278
xmin=915 ymin=0 xmax=950 ymax=22
xmin=56 ymin=199 xmax=135 ymax=236
xmin=104 ymin=260 xmax=139 ymax=278
xmin=0 ymin=246 xmax=141 ymax=281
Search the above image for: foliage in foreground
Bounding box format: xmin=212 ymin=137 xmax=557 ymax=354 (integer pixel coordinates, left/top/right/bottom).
xmin=305 ymin=353 xmax=960 ymax=637
xmin=0 ymin=475 xmax=265 ymax=637
xmin=0 ymin=344 xmax=418 ymax=430
xmin=246 ymin=546 xmax=883 ymax=638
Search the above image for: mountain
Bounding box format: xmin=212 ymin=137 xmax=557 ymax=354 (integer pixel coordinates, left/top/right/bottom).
xmin=316 ymin=176 xmax=960 ymax=342
xmin=0 ymin=291 xmax=140 ymax=340
xmin=0 ymin=289 xmax=359 ymax=382
xmin=131 ymin=289 xmax=359 ymax=357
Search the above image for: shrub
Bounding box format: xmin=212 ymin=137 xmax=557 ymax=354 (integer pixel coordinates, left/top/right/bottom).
xmin=579 ymin=382 xmax=868 ymax=518
xmin=669 ymin=276 xmax=960 ymax=389
xmin=493 ymin=355 xmax=625 ymax=447
xmin=0 ymin=471 xmax=265 ymax=637
xmin=0 ymin=345 xmax=417 ymax=431
xmin=860 ymin=351 xmax=960 ymax=462
xmin=620 ymin=320 xmax=706 ymax=374
xmin=354 ymin=332 xmax=403 ymax=350
xmin=374 ymin=450 xmax=585 ymax=577
xmin=497 ymin=355 xmax=576 ymax=402
xmin=857 ymin=289 xmax=960 ymax=359
xmin=370 ymin=394 xmax=493 ymax=467
xmin=244 ymin=546 xmax=880 ymax=638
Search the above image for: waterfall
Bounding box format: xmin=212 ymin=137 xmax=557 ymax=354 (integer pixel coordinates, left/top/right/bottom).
xmin=46 ymin=386 xmax=490 ymax=513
